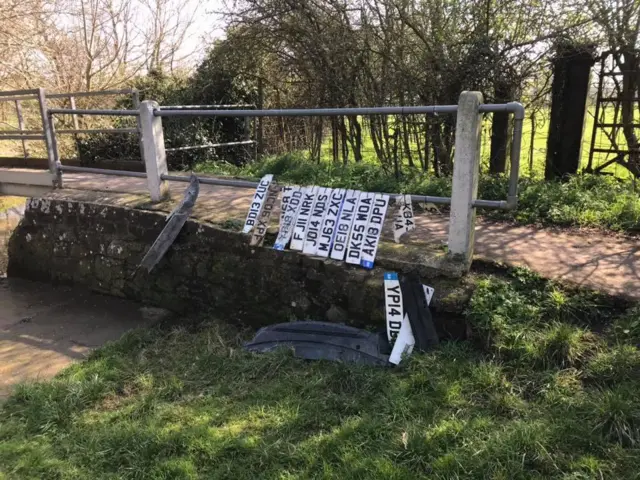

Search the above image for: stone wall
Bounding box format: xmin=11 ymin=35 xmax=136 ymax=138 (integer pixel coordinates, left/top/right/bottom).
xmin=8 ymin=198 xmax=472 ymax=337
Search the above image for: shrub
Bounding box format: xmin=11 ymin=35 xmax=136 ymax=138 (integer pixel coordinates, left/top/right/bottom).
xmin=590 ymin=384 xmax=640 ymax=447
xmin=537 ymin=323 xmax=599 ymax=369
xmin=489 ymin=174 xmax=640 ymax=232
xmin=585 ymin=345 xmax=640 ymax=385
xmin=80 ymin=59 xmax=256 ymax=170
xmin=465 ymin=268 xmax=620 ymax=368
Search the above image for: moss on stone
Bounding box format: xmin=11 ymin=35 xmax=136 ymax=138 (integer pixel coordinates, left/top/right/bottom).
xmin=9 ymin=197 xmax=477 ymax=338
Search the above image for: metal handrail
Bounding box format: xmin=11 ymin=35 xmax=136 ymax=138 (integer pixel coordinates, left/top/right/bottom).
xmin=0 ymin=89 xmax=39 ymax=97
xmin=159 ymin=104 xmax=256 ymax=110
xmin=47 ymin=101 xmax=524 ymax=210
xmin=0 ymin=89 xmax=133 ymax=101
xmin=165 ymin=140 xmax=256 ymax=152
xmin=55 ymin=128 xmax=138 ymax=135
xmin=53 ymin=166 xmax=497 ymax=209
xmin=59 ymin=165 xmax=147 ymax=178
xmin=54 ymin=166 xmax=453 ymax=206
xmin=161 ymin=173 xmax=453 ymax=204
xmin=155 ymin=105 xmax=459 ymax=117
xmin=153 ymin=103 xmax=524 ymax=118
xmin=154 ymin=101 xmax=524 ymax=209
xmin=0 ymin=130 xmax=43 ymax=135
xmin=0 ymin=134 xmax=45 ymax=141
xmin=0 ymin=95 xmax=42 ymax=103
xmin=47 ymin=89 xmax=134 ymax=99
xmin=48 ymin=108 xmax=139 ymax=116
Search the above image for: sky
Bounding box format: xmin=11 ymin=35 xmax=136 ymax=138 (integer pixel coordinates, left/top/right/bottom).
xmin=178 ymin=0 xmax=227 ymax=67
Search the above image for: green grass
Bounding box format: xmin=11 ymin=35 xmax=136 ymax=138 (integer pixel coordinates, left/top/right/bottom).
xmin=1 ymin=268 xmax=640 ymax=479
xmin=197 ymin=153 xmax=640 ymax=233
xmin=0 ymin=196 xmax=25 ymax=212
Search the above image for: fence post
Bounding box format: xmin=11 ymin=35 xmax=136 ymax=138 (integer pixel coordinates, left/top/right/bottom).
xmin=139 ymin=100 xmax=169 ymax=201
xmin=37 ymin=88 xmax=62 ymax=188
xmin=69 ymin=95 xmax=83 ymax=164
xmin=131 ymin=89 xmax=146 ymax=162
xmin=15 ymin=99 xmax=29 ymax=160
xmin=447 ymin=91 xmax=483 ymax=269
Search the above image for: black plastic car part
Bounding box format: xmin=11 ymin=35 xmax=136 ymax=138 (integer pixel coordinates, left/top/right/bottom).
xmin=244 ymin=321 xmax=391 ymax=366
xmin=399 ymin=274 xmax=439 ymax=351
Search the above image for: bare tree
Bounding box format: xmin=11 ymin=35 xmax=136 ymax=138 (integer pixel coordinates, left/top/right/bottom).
xmin=0 ymin=0 xmax=52 ymax=87
xmin=1 ymin=0 xmax=201 ymax=92
xmin=141 ymin=0 xmax=199 ymax=73
xmin=222 ymin=0 xmax=591 ymax=173
xmin=72 ymin=0 xmax=137 ymax=90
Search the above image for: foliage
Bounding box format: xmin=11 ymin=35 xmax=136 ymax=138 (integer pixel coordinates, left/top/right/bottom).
xmin=77 ymin=71 xmax=192 ymax=166
xmin=198 ymin=154 xmax=640 ymax=232
xmin=78 ymin=44 xmax=258 ymax=170
xmin=465 ymin=268 xmax=616 ymax=365
xmin=221 ymin=0 xmax=591 ymax=170
xmin=479 ymin=174 xmax=640 ymax=231
xmin=1 ymin=0 xmax=197 ymax=91
xmin=1 ymin=267 xmax=640 ymax=478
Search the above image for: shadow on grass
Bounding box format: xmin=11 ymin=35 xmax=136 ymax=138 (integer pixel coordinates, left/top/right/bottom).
xmin=1 ymin=308 xmax=639 ymax=480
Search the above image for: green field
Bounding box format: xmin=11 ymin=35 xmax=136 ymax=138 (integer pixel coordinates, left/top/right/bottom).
xmin=1 ymin=269 xmax=639 ymax=479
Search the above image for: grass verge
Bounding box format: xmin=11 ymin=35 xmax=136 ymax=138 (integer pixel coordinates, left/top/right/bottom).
xmin=197 ymin=153 xmax=640 ymax=233
xmin=1 ymin=268 xmax=639 ymax=479
xmin=0 ymin=196 xmax=26 ymax=213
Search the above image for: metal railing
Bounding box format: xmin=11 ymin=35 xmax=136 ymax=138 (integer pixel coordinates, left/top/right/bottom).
xmin=0 ymin=92 xmax=524 ymax=268
xmin=47 ymin=108 xmax=139 ymax=116
xmin=0 ymin=88 xmax=141 ymax=169
xmin=154 ymin=102 xmax=525 ymax=210
xmin=158 ymin=104 xmax=256 ymax=109
xmin=165 ymin=140 xmax=255 ymax=153
xmin=0 ymin=89 xmax=48 ymax=146
xmin=48 ymin=104 xmax=258 ymax=155
xmin=45 ymin=99 xmax=524 ymax=210
xmin=159 ymin=103 xmax=256 ymax=154
xmin=0 ymin=88 xmax=59 ymax=185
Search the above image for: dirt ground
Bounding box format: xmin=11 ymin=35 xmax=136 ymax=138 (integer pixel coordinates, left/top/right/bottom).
xmin=1 ymin=196 xmax=172 ymax=398
xmin=0 ymin=277 xmax=171 ymax=398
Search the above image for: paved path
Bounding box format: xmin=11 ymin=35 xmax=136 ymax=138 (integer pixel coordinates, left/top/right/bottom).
xmin=0 ymin=277 xmax=170 ymax=398
xmin=419 ymin=219 xmax=640 ymax=299
xmin=54 ymin=172 xmax=640 ymax=300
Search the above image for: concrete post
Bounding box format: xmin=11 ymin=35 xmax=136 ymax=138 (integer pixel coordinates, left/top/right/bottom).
xmin=447 ymin=91 xmax=483 ymax=268
xmin=131 ymin=89 xmax=146 ymax=163
xmin=139 ymin=100 xmax=169 ymax=201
